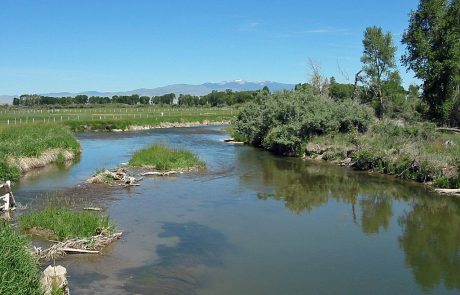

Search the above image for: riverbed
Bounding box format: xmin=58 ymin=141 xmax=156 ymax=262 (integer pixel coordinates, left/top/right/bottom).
xmin=14 ymin=126 xmax=460 ymax=294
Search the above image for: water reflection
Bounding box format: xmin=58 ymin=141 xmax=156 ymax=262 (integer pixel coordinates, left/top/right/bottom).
xmin=398 ymin=197 xmax=460 ymax=291
xmin=238 ymin=149 xmax=460 ymax=292
xmin=15 ymin=127 xmax=460 ymax=294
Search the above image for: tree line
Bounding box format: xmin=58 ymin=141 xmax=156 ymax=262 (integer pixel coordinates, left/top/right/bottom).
xmin=295 ymin=0 xmax=459 ymax=127
xmin=12 ymin=88 xmax=268 ymax=107
xmin=233 ymin=0 xmax=460 ymax=158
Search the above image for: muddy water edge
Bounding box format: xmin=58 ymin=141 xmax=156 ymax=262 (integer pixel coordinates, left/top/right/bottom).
xmin=13 ymin=126 xmax=460 ymax=295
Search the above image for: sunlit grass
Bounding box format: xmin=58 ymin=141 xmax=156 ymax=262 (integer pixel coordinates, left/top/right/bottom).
xmin=129 ymin=144 xmax=205 ymax=171
xmin=0 ymin=124 xmax=81 ymax=181
xmin=0 ymin=221 xmax=42 ymax=295
xmin=0 ymin=106 xmax=234 ymax=131
xmin=19 ymin=207 xmax=114 ymax=240
xmin=309 ymin=120 xmax=460 ymax=188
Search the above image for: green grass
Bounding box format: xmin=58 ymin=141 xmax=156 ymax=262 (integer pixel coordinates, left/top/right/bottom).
xmin=0 ymin=221 xmax=42 ymax=295
xmin=0 ymin=106 xmax=234 ymax=131
xmin=19 ymin=207 xmax=114 ymax=240
xmin=129 ymin=144 xmax=205 ymax=170
xmin=0 ymin=124 xmax=81 ymax=181
xmin=308 ymin=120 xmax=460 ymax=188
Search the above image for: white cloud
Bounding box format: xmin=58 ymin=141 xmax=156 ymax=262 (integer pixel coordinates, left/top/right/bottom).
xmin=302 ymin=28 xmax=350 ymax=34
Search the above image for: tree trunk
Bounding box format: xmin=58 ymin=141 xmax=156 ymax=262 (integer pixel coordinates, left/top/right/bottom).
xmin=352 ymin=70 xmax=363 ymax=102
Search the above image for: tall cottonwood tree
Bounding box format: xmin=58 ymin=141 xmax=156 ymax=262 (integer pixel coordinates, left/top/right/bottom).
xmin=402 ymin=0 xmax=460 ymax=126
xmin=361 ymin=26 xmax=398 ymax=118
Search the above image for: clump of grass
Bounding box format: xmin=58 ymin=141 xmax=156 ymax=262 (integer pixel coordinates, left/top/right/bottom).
xmin=0 ymin=221 xmax=42 ymax=295
xmin=0 ymin=159 xmax=21 ymax=181
xmin=54 ymin=152 xmax=66 ymax=166
xmin=129 ymin=144 xmax=205 ymax=170
xmin=19 ymin=207 xmax=114 ymax=240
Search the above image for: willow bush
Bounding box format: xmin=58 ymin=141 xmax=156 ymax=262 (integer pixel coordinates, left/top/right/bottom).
xmin=233 ymin=91 xmax=374 ymax=156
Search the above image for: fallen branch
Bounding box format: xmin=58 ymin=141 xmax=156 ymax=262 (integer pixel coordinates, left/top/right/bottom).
xmin=436 ymin=127 xmax=460 ymax=133
xmin=435 ymin=188 xmax=460 ymax=195
xmin=36 ymin=232 xmax=123 ymax=261
xmin=60 ymin=248 xmax=100 ymax=254
xmin=83 ymin=207 xmax=104 ymax=212
xmin=142 ymin=171 xmax=178 ymax=176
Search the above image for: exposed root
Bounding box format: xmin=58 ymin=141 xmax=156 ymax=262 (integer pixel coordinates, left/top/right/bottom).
xmin=35 ymin=232 xmax=123 ymax=262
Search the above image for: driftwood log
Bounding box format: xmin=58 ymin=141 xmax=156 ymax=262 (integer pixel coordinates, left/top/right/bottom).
xmin=83 ymin=207 xmax=104 ymax=212
xmin=435 ymin=188 xmax=460 ymax=196
xmin=436 ymin=127 xmax=460 ymax=134
xmin=36 ymin=232 xmax=123 ymax=261
xmin=142 ymin=171 xmax=178 ymax=176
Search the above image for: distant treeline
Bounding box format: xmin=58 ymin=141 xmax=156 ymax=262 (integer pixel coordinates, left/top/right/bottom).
xmin=12 ymin=88 xmax=270 ymax=107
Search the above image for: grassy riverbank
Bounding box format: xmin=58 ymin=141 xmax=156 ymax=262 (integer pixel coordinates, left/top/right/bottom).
xmin=19 ymin=207 xmax=114 ymax=240
xmin=233 ymin=90 xmax=460 ymax=189
xmin=0 ymin=124 xmax=81 ymax=181
xmin=0 ymin=221 xmax=42 ymax=295
xmin=129 ymin=144 xmax=205 ymax=170
xmin=308 ymin=121 xmax=460 ymax=188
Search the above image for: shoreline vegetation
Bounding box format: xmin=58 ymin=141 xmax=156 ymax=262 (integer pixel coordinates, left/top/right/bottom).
xmin=0 ymin=125 xmax=81 ymax=182
xmin=0 ymin=119 xmax=226 ymax=182
xmin=129 ymin=144 xmax=205 ymax=171
xmin=66 ymin=118 xmax=231 ymax=132
xmin=0 ymin=206 xmax=119 ymax=295
xmin=232 ymin=2 xmax=460 ymax=195
xmin=0 ymin=221 xmax=42 ymax=295
xmin=232 ymin=90 xmax=460 ymax=193
xmin=19 ymin=207 xmax=114 ymax=241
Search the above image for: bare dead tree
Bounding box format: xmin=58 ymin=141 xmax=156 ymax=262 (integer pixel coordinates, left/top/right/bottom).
xmin=336 ymin=59 xmax=350 ymax=82
xmin=308 ymin=58 xmax=330 ymax=98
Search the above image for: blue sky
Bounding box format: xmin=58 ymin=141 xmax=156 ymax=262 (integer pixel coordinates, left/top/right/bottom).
xmin=0 ymin=0 xmax=420 ymax=94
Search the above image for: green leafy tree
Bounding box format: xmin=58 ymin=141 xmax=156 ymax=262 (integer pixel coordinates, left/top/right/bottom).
xmin=402 ymin=0 xmax=460 ymax=126
xmin=329 ymin=77 xmax=355 ymax=101
xmin=361 ymin=26 xmax=398 ymax=118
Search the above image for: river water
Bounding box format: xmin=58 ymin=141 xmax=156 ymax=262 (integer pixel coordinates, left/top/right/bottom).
xmin=14 ymin=126 xmax=460 ymax=294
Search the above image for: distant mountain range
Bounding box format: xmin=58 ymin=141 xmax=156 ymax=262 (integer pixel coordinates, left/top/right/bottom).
xmin=0 ymin=80 xmax=295 ymax=104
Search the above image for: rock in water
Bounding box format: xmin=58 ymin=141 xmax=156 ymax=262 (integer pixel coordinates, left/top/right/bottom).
xmin=42 ymin=265 xmax=70 ymax=295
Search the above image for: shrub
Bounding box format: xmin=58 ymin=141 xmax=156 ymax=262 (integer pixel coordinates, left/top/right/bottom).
xmin=352 ymin=120 xmax=460 ymax=187
xmin=233 ymin=91 xmax=374 ymax=155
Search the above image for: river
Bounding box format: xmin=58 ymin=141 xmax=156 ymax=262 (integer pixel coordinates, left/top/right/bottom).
xmin=14 ymin=126 xmax=460 ymax=294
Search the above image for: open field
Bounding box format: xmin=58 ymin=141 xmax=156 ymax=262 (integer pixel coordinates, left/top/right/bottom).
xmin=0 ymin=106 xmax=235 ymax=131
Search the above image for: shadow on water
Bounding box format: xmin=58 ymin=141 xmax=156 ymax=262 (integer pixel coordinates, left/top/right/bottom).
xmin=121 ymin=222 xmax=232 ymax=295
xmin=237 ymin=148 xmax=460 ymax=292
